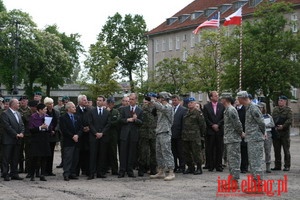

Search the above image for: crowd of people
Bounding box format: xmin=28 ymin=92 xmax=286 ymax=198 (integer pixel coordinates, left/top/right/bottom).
xmin=0 ymin=90 xmax=292 ymax=191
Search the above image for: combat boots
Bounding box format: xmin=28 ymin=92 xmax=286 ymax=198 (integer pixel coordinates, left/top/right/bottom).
xmin=164 ymin=169 xmax=175 ymax=181
xmin=194 ymin=164 xmax=203 ymax=175
xmin=266 ymin=163 xmax=271 ymax=173
xmin=150 ymin=168 xmax=165 ymax=179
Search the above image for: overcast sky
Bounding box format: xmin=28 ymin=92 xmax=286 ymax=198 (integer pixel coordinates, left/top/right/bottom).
xmin=3 ymin=0 xmax=194 ymax=51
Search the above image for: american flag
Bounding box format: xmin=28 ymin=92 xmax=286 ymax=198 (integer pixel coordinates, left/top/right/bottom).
xmin=193 ymin=12 xmax=220 ymax=34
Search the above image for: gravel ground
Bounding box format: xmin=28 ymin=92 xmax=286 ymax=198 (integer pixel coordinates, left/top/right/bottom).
xmin=0 ymin=135 xmax=299 ymax=200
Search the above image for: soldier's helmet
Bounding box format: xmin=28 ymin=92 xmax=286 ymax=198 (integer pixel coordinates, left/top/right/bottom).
xmin=157 ymin=92 xmax=172 ymax=100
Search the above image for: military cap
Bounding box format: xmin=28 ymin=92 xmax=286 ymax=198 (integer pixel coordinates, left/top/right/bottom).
xmin=106 ymin=97 xmax=115 ymax=104
xmin=19 ymin=96 xmax=28 ymax=101
xmin=62 ymin=96 xmax=70 ymax=101
xmin=236 ymin=91 xmax=249 ymax=98
xmin=147 ymin=92 xmax=157 ymax=98
xmin=34 ymin=91 xmax=42 ymax=96
xmin=220 ymin=93 xmax=232 ymax=99
xmin=4 ymin=98 xmax=11 ymax=102
xmin=186 ymin=97 xmax=196 ymax=103
xmin=58 ymin=96 xmax=63 ymax=101
xmin=279 ymin=95 xmax=288 ymax=100
xmin=28 ymin=100 xmax=39 ymax=107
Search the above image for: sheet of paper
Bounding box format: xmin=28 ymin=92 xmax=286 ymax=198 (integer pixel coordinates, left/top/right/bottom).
xmin=44 ymin=117 xmax=53 ymax=126
xmin=264 ymin=118 xmax=271 ymax=125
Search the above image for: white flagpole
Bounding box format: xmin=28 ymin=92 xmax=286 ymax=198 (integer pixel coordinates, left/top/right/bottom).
xmin=239 ymin=10 xmax=243 ymax=91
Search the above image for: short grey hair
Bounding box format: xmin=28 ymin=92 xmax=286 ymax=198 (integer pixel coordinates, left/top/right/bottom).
xmin=65 ymin=101 xmax=75 ymax=110
xmin=78 ymin=94 xmax=87 ymax=103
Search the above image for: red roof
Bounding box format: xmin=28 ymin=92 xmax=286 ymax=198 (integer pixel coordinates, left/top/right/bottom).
xmin=147 ymin=0 xmax=300 ymax=36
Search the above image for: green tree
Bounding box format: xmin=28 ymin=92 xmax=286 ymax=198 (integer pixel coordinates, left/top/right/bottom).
xmin=83 ymin=39 xmax=120 ymax=99
xmin=0 ymin=0 xmax=6 ymax=12
xmin=222 ymin=2 xmax=300 ymax=112
xmin=186 ymin=30 xmax=223 ymax=93
xmin=98 ymin=12 xmax=147 ymax=92
xmin=45 ymin=25 xmax=84 ymax=83
xmin=149 ymin=57 xmax=188 ymax=95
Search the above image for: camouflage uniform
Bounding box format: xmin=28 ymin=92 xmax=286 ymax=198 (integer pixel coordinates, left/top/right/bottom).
xmin=245 ymin=103 xmax=265 ymax=180
xmin=224 ymin=105 xmax=243 ymax=180
xmin=263 ymin=114 xmax=275 ymax=166
xmin=272 ymin=106 xmax=292 ymax=169
xmin=18 ymin=106 xmax=32 ymax=173
xmin=153 ymin=101 xmax=174 ymax=170
xmin=138 ymin=104 xmax=157 ymax=175
xmin=182 ymin=109 xmax=206 ymax=172
xmin=107 ymin=108 xmax=120 ymax=174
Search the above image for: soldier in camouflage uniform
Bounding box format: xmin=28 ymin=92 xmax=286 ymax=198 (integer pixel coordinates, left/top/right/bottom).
xmin=150 ymin=92 xmax=175 ymax=181
xmin=106 ymin=98 xmax=121 ymax=175
xmin=138 ymin=96 xmax=157 ymax=177
xmin=271 ymin=96 xmax=292 ymax=171
xmin=182 ymin=97 xmax=206 ymax=175
xmin=220 ymin=93 xmax=244 ymax=189
xmin=18 ymin=96 xmax=31 ymax=173
xmin=237 ymin=91 xmax=265 ymax=193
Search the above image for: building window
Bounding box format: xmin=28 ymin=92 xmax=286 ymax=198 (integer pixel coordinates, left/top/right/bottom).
xmin=291 ymin=87 xmax=297 ymax=99
xmin=168 ymin=37 xmax=173 ymax=51
xmin=191 ymin=11 xmax=203 ymax=20
xmin=204 ymin=7 xmax=218 ymax=17
xmin=155 ymin=40 xmax=160 ymax=53
xmin=176 ymin=36 xmax=180 ymax=50
xmin=198 ymin=92 xmax=203 ymax=101
xmin=183 ymin=34 xmax=187 ymax=41
xmin=166 ymin=17 xmax=178 ymax=25
xmin=183 ymin=50 xmax=188 ymax=61
xmin=249 ymin=0 xmax=263 ymax=7
xmin=234 ymin=0 xmax=248 ymax=9
xmin=191 ymin=33 xmax=195 ymax=48
xmin=179 ymin=14 xmax=190 ymax=23
xmin=220 ymin=4 xmax=232 ymax=14
xmin=291 ymin=14 xmax=298 ymax=33
xmin=162 ymin=39 xmax=166 ymax=52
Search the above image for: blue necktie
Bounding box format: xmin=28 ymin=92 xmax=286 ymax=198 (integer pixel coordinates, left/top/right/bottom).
xmin=70 ymin=114 xmax=75 ymax=126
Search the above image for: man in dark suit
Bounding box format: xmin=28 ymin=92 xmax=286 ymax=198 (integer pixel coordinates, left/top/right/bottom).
xmin=171 ymin=95 xmax=187 ymax=173
xmin=87 ymin=95 xmax=111 ymax=180
xmin=1 ymin=99 xmax=25 ymax=181
xmin=203 ymin=91 xmax=225 ymax=172
xmin=118 ymin=93 xmax=143 ymax=178
xmin=75 ymin=94 xmax=91 ymax=176
xmin=59 ymin=102 xmax=83 ymax=181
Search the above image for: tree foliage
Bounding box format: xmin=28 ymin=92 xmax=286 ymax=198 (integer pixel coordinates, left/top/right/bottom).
xmin=222 ymin=2 xmax=300 ymax=112
xmin=83 ymin=39 xmax=120 ymax=99
xmin=98 ymin=12 xmax=147 ymax=92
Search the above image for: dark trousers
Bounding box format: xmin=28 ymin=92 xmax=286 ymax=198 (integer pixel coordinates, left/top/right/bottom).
xmin=76 ymin=134 xmax=90 ymax=176
xmin=171 ymin=138 xmax=185 ymax=170
xmin=2 ymin=144 xmax=20 ymax=177
xmin=31 ymin=156 xmax=47 ymax=177
xmin=183 ymin=140 xmax=202 ymax=168
xmin=89 ymin=138 xmax=108 ymax=176
xmin=273 ymin=134 xmax=291 ymax=168
xmin=138 ymin=137 xmax=157 ymax=171
xmin=108 ymin=135 xmax=119 ymax=174
xmin=63 ymin=146 xmax=79 ymax=177
xmin=18 ymin=138 xmax=25 ymax=171
xmin=45 ymin=142 xmax=56 ymax=174
xmin=24 ymin=137 xmax=32 ymax=173
xmin=206 ymin=134 xmax=223 ymax=170
xmin=240 ymin=140 xmax=248 ymax=171
xmin=119 ymin=135 xmax=137 ymax=174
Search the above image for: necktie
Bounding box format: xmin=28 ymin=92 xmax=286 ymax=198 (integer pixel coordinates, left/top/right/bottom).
xmin=70 ymin=114 xmax=75 ymax=126
xmin=99 ymin=108 xmax=102 ymax=115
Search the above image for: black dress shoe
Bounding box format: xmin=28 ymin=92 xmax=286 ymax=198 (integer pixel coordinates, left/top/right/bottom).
xmin=203 ymin=166 xmax=209 ymax=169
xmin=11 ymin=176 xmax=23 ymax=180
xmin=56 ymin=164 xmax=63 ymax=168
xmin=46 ymin=172 xmax=56 ymax=176
xmin=271 ymin=167 xmax=281 ymax=171
xmin=96 ymin=174 xmax=107 ymax=178
xmin=208 ymin=168 xmax=214 ymax=172
xmin=283 ymin=167 xmax=290 ymax=171
xmin=26 ymin=174 xmax=31 ymax=178
xmin=69 ymin=175 xmax=79 ymax=179
xmin=118 ymin=172 xmax=125 ymax=178
xmin=138 ymin=170 xmax=144 ymax=177
xmin=216 ymin=168 xmax=223 ymax=172
xmin=40 ymin=176 xmax=47 ymax=181
xmin=241 ymin=170 xmax=247 ymax=173
xmin=194 ymin=168 xmax=203 ymax=175
xmin=175 ymin=168 xmax=184 ymax=173
xmin=183 ymin=168 xmax=195 ymax=174
xmin=64 ymin=176 xmax=69 ymax=181
xmin=4 ymin=176 xmax=10 ymax=181
xmin=127 ymin=172 xmax=136 ymax=178
xmin=87 ymin=175 xmax=94 ymax=180
xmin=112 ymin=172 xmax=119 ymax=175
xmin=30 ymin=177 xmax=35 ymax=181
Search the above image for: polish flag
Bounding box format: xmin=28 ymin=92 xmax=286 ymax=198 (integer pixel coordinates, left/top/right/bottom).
xmin=224 ymin=7 xmax=242 ymax=26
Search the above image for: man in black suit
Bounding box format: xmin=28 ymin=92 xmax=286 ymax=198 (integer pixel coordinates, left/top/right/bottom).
xmin=87 ymin=95 xmax=111 ymax=179
xmin=75 ymin=94 xmax=91 ymax=176
xmin=171 ymin=95 xmax=187 ymax=173
xmin=203 ymin=91 xmax=225 ymax=172
xmin=118 ymin=93 xmax=143 ymax=178
xmin=1 ymin=99 xmax=24 ymax=181
xmin=59 ymin=102 xmax=83 ymax=181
